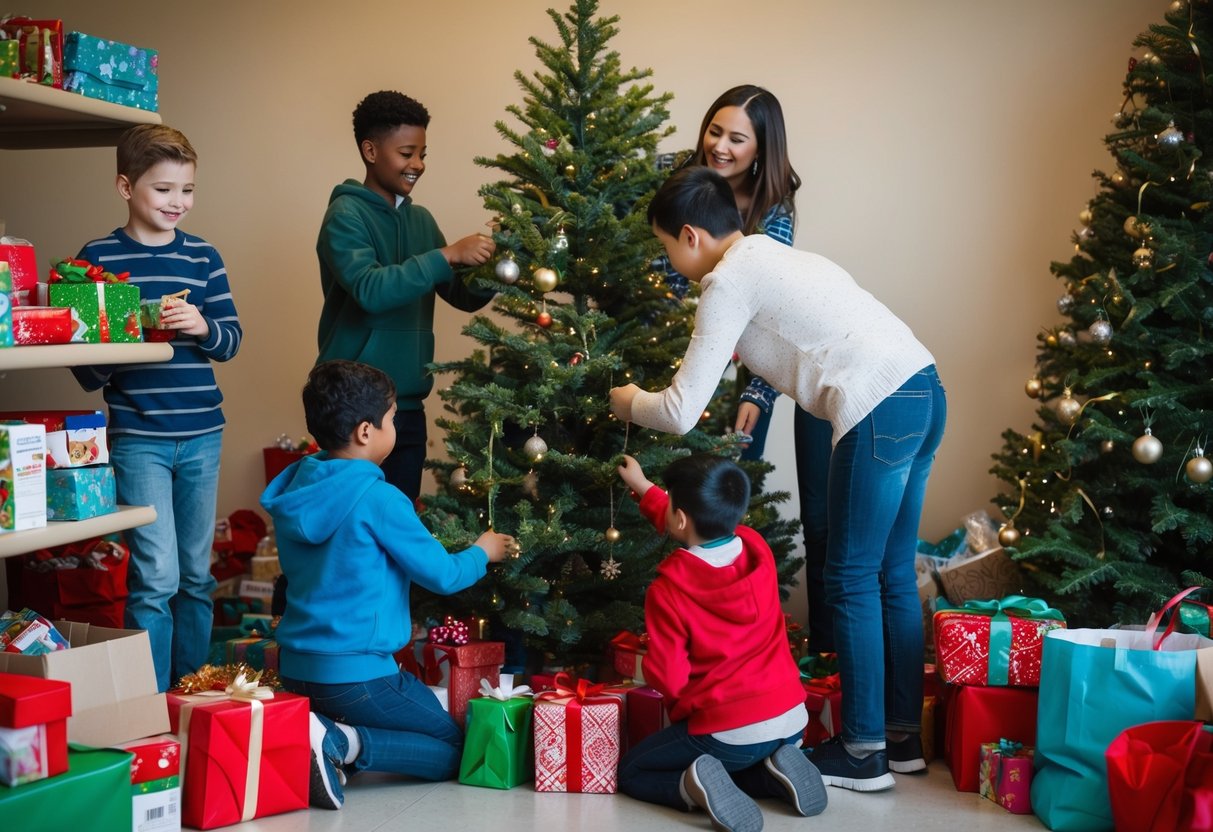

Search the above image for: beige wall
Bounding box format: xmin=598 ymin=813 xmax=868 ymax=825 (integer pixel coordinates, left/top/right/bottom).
xmin=0 ymin=0 xmax=1154 ymax=621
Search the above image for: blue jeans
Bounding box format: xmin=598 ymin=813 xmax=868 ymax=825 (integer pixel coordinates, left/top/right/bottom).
xmin=794 ymin=407 xmax=835 ymax=653
xmin=281 ymin=671 xmax=462 ymax=780
xmin=113 ymin=431 xmax=222 ymax=692
xmin=823 ymin=366 xmax=946 ymax=743
xmin=619 ymin=721 xmax=802 ymax=810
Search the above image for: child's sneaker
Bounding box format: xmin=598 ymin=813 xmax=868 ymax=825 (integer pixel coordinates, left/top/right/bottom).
xmin=308 ymin=712 xmax=347 ymax=810
xmin=762 ymin=744 xmax=828 ymax=816
xmin=808 ymin=737 xmax=895 ymax=792
xmin=681 ymin=755 xmax=764 ymax=832
xmin=887 ymin=734 xmax=927 ymax=774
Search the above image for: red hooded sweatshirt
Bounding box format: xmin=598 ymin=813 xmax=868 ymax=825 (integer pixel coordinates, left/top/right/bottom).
xmin=638 ymin=485 xmax=806 ymax=735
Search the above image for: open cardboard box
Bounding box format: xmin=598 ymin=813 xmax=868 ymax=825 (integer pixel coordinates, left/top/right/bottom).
xmin=0 ymin=620 xmax=168 ymax=746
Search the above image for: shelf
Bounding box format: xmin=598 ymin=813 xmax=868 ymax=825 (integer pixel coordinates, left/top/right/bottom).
xmin=0 ymin=341 xmax=174 ymax=371
xmin=0 ymin=505 xmax=157 ymax=559
xmin=0 ymin=78 xmax=161 ymax=149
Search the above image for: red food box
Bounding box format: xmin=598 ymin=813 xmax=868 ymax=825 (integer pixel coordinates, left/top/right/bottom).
xmin=625 ymin=686 xmax=669 ymax=751
xmin=533 ymin=676 xmax=625 ymax=793
xmin=11 ymin=306 xmax=73 ymax=345
xmin=422 ymin=641 xmax=504 ymax=727
xmin=802 ymin=673 xmax=842 ymax=748
xmin=166 ymin=687 xmax=309 ymax=829
xmin=933 ymin=598 xmax=1066 ymax=687
xmin=943 ymin=684 xmax=1038 ymax=793
xmin=113 ymin=734 xmax=182 ymax=832
xmin=0 ymin=672 xmax=71 ymax=786
xmin=0 ymin=239 xmax=39 ymax=303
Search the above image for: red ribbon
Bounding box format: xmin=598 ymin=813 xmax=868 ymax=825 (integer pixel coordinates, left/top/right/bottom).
xmin=420 ymin=642 xmax=452 ymax=686
xmin=535 ymin=672 xmax=627 ymax=792
xmin=803 ymin=673 xmax=841 ymax=694
xmin=610 ymin=631 xmax=647 ymax=652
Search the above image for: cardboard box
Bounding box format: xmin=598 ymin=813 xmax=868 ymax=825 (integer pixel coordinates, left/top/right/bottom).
xmin=937 ymin=548 xmax=1024 ymax=605
xmin=0 ymin=410 xmax=109 ymax=469
xmin=0 ymin=422 xmax=47 ymax=533
xmin=0 ymin=621 xmax=168 ymax=747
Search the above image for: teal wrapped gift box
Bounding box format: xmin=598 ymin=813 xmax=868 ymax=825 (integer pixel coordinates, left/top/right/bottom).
xmin=62 ymin=32 xmax=158 ymax=112
xmin=46 ymin=465 xmax=117 ymax=521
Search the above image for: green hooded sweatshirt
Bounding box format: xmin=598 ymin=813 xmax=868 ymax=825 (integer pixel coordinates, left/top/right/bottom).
xmin=315 ymin=180 xmax=494 ymax=408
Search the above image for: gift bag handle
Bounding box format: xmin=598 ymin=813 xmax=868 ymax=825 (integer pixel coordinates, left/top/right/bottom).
xmin=1145 ymin=586 xmax=1205 ymax=650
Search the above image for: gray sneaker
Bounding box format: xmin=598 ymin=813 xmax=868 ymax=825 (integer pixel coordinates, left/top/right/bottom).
xmin=763 ymin=744 xmax=828 ymax=816
xmin=681 ymin=755 xmax=764 ymax=832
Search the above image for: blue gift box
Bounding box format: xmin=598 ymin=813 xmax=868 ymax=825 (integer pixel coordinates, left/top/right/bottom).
xmin=62 ymin=32 xmax=158 ymax=112
xmin=45 ymin=465 xmax=117 ymax=521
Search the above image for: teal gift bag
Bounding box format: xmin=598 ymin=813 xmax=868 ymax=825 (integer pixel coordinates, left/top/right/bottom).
xmin=1031 ymin=588 xmax=1213 ymax=832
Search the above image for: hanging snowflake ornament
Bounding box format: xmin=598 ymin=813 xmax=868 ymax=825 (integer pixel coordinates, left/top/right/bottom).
xmin=601 ymin=555 xmax=621 ymax=580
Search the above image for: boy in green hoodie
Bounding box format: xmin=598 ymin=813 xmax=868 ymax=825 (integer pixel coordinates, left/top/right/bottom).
xmin=316 ymin=90 xmax=497 ymax=501
xmin=262 ymin=360 xmax=514 ymax=809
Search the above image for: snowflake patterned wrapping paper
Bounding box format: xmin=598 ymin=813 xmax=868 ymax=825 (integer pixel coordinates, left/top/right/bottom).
xmin=533 ymin=673 xmax=624 ymax=793
xmin=933 ymin=596 xmax=1066 ymax=686
xmin=62 ymin=32 xmax=158 ymax=111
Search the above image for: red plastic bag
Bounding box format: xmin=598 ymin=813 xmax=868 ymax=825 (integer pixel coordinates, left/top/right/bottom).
xmin=1106 ymin=720 xmax=1213 ymax=832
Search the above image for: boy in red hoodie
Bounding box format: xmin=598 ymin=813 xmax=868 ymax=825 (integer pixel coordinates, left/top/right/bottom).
xmin=616 ymin=454 xmax=827 ymax=832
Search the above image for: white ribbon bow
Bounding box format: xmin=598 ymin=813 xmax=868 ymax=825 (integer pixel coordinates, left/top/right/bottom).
xmin=478 ymin=673 xmax=533 ymax=700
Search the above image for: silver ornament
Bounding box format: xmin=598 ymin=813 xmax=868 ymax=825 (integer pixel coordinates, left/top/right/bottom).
xmin=495 ymin=256 xmax=520 ymax=284
xmin=1089 ymin=319 xmax=1114 ymax=344
xmin=1157 ymin=121 xmax=1184 ymax=148
xmin=552 ymin=231 xmax=569 ymax=253
xmin=1057 ymin=394 xmax=1082 ymax=424
xmin=523 ymin=435 xmax=548 ymax=461
xmin=533 ymin=267 xmax=559 ymax=293
xmin=1058 ymin=330 xmax=1077 ymax=348
xmin=450 ymin=466 xmax=469 ymax=488
xmin=1132 ymin=429 xmax=1164 ymax=464
xmin=1187 ymin=451 xmax=1213 ymax=483
xmin=1132 ymin=246 xmax=1154 ymax=269
xmin=1057 ymin=294 xmax=1076 ymax=315
xmin=1102 ymin=505 xmax=1115 ymax=519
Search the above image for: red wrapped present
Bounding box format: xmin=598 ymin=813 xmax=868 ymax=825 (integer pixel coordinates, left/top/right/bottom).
xmin=0 ymin=672 xmax=71 ymax=786
xmin=943 ymin=684 xmax=1038 ymax=792
xmin=0 ymin=18 xmax=63 ymax=86
xmin=12 ymin=306 xmax=73 ymax=345
xmin=0 ymin=238 xmax=39 ymax=302
xmin=801 ymin=673 xmax=842 ymax=748
xmin=167 ymin=672 xmax=308 ymax=829
xmin=933 ymin=595 xmax=1066 ymax=687
xmin=610 ymin=631 xmax=646 ymax=683
xmin=113 ymin=734 xmax=181 ymax=830
xmin=421 ymin=639 xmax=504 ymax=727
xmin=625 ymin=686 xmax=669 ymax=751
xmin=979 ymin=739 xmax=1034 ymax=814
xmin=533 ymin=673 xmax=625 ymax=793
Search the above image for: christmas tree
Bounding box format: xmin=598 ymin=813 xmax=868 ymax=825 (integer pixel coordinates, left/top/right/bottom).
xmin=990 ymin=1 xmax=1213 ymax=626
xmin=419 ymin=0 xmax=800 ymax=666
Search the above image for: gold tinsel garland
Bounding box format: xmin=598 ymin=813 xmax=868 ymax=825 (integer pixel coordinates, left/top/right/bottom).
xmin=174 ymin=663 xmax=282 ymax=693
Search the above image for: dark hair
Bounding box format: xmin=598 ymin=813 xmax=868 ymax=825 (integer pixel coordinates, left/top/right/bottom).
xmin=662 ymin=454 xmax=751 ymax=540
xmin=691 ymin=85 xmax=800 ymax=235
xmin=648 ymin=167 xmax=743 ymax=239
xmin=303 ymin=360 xmax=396 ymax=451
xmin=352 ymin=90 xmax=431 ymax=146
xmin=117 ymin=124 xmax=197 ymax=186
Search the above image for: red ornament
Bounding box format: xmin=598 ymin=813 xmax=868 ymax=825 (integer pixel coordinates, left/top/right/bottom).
xmin=536 ymin=311 xmax=553 ymax=328
xmin=570 ymin=351 xmax=584 ymax=366
xmin=545 ymin=138 xmax=558 ymax=150
xmin=1128 ymin=57 xmax=1137 ymax=71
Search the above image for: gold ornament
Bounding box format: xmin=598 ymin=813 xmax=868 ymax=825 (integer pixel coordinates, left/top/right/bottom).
xmin=1025 ymin=378 xmax=1043 ymax=399
xmin=998 ymin=524 xmax=1021 ymax=547
xmin=1132 ymin=429 xmax=1163 ymax=464
xmin=449 ymin=466 xmax=469 ymax=489
xmin=1045 ymin=334 xmax=1059 ymax=348
xmin=524 ymin=434 xmax=548 ymax=461
xmin=1111 ymin=170 xmax=1129 ymax=188
xmin=1186 ymin=450 xmax=1213 ymax=484
xmin=533 ymin=267 xmax=559 ymax=292
xmin=1132 ymin=246 xmax=1154 ymax=269
xmin=604 ymin=526 xmax=621 ymax=543
xmin=1057 ymin=390 xmax=1082 ymax=424
xmin=1079 ymin=207 xmax=1093 ymax=225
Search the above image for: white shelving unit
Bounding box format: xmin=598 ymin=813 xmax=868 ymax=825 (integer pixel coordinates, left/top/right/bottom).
xmin=1 ymin=83 xmax=166 ymax=560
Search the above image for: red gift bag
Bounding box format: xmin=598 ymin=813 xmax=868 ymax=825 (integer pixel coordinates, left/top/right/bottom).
xmin=14 ymin=537 xmax=129 ymax=627
xmin=1106 ymin=721 xmax=1213 ymax=832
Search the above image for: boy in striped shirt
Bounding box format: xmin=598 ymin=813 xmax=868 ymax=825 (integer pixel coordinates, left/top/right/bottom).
xmin=72 ymin=124 xmax=243 ymax=691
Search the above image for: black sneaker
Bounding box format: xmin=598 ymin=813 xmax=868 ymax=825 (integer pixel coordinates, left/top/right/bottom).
xmin=808 ymin=737 xmax=895 ymax=792
xmin=762 ymin=744 xmax=828 ymax=816
xmin=681 ymin=755 xmax=764 ymax=832
xmin=308 ymin=712 xmax=347 ymax=810
xmin=887 ymin=734 xmax=927 ymax=774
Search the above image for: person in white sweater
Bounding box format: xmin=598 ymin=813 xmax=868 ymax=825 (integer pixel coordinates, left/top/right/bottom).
xmin=610 ymin=166 xmax=947 ymax=793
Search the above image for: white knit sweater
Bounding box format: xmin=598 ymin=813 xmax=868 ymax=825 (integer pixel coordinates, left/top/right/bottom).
xmin=630 ymin=235 xmax=936 ymax=445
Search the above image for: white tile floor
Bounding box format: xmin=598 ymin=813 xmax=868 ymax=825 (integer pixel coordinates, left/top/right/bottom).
xmin=231 ymin=761 xmax=1045 ymax=831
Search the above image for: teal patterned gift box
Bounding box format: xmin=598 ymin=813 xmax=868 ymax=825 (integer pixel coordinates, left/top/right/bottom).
xmin=62 ymin=32 xmax=158 ymax=112
xmin=46 ymin=464 xmax=117 ymax=521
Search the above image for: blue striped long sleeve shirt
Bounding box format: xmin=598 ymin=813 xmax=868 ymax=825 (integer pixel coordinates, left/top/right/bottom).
xmin=71 ymin=228 xmax=242 ymax=438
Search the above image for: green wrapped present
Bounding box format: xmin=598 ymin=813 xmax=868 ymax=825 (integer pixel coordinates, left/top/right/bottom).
xmin=458 ymin=676 xmax=534 ymax=789
xmin=62 ymin=32 xmax=158 ymax=112
xmin=42 ymin=259 xmax=141 ymax=344
xmin=0 ymin=745 xmax=133 ymax=831
xmin=0 ymin=39 xmax=18 ymax=79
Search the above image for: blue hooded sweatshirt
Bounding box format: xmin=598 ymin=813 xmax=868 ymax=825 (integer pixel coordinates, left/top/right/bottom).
xmin=260 ymin=452 xmax=488 ymax=684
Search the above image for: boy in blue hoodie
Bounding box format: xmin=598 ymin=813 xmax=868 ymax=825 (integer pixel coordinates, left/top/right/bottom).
xmin=261 ymin=360 xmax=514 ymax=810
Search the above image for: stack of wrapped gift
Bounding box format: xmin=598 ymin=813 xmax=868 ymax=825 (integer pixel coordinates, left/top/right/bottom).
xmin=533 ymin=673 xmax=626 ymax=793
xmin=0 ymin=17 xmax=63 ymax=87
xmin=0 ymin=672 xmax=71 ymax=787
xmin=38 ymin=258 xmax=141 ymax=344
xmin=112 ymin=734 xmax=181 ymax=832
xmin=934 ymin=595 xmax=1064 ymax=793
xmin=458 ymin=675 xmax=535 ymax=790
xmin=223 ymin=614 xmax=279 ymax=672
xmin=167 ymin=665 xmax=308 ymax=829
xmin=63 ymin=32 xmax=158 ymax=112
xmin=417 ymin=617 xmax=504 ymax=727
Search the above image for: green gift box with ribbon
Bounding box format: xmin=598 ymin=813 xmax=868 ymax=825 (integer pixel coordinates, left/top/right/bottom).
xmin=933 ymin=595 xmax=1066 ymax=687
xmin=41 ymin=259 xmax=141 ymax=344
xmin=458 ymin=676 xmax=534 ymax=789
xmin=0 ymin=745 xmax=134 ymax=830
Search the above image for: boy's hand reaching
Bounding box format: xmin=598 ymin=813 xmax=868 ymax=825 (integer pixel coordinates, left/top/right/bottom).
xmin=442 ymin=233 xmax=496 ymax=267
xmin=161 ymin=297 xmax=209 ymax=339
xmin=476 ymin=530 xmax=519 ymax=564
xmin=616 ymin=454 xmax=653 ymax=498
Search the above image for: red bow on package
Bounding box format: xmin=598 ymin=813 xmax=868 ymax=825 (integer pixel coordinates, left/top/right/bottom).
xmin=428 ymin=616 xmax=469 ymax=646
xmin=609 ymin=631 xmax=648 ymax=652
xmin=49 ymin=257 xmax=130 ymax=284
